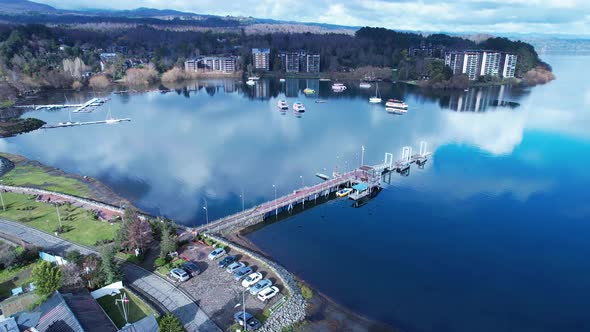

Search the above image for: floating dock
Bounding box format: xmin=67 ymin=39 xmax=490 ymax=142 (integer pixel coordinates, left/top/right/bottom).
xmin=42 ymin=118 xmax=131 ymax=129
xmin=15 ymin=98 xmax=108 ymax=113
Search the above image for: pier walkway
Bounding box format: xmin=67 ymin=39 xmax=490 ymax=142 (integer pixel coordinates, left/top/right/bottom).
xmin=197 ymin=142 xmax=431 ymax=235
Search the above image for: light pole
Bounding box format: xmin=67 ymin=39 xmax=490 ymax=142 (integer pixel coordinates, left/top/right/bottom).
xmin=299 ymin=175 xmax=304 ymax=188
xmin=361 ymin=145 xmax=365 ymax=166
xmin=55 ymin=203 xmax=62 ymax=233
xmin=240 ymin=189 xmax=245 ymax=212
xmin=272 ymin=184 xmax=277 ymax=216
xmin=0 ymin=189 xmax=5 ymax=212
xmin=202 ymin=197 xmax=209 ymax=228
xmin=234 ymin=288 xmax=248 ymax=331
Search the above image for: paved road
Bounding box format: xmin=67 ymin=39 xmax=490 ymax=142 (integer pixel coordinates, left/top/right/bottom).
xmin=0 ymin=218 xmax=220 ymax=332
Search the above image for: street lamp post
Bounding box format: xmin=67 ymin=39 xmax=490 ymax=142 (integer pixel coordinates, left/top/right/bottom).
xmin=202 ymin=197 xmax=209 ymax=229
xmin=272 ymin=184 xmax=277 ymax=216
xmin=234 ymin=288 xmax=248 ymax=331
xmin=300 ymin=175 xmax=304 ymax=188
xmin=55 ymin=203 xmax=62 ymax=233
xmin=0 ymin=180 xmax=5 ymax=211
xmin=240 ymin=189 xmax=245 ymax=212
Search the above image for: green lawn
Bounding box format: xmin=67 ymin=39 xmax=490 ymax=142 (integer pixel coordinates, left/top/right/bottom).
xmin=0 ymin=261 xmax=38 ymax=299
xmin=96 ymin=289 xmax=157 ymax=328
xmin=0 ymin=157 xmax=92 ymax=198
xmin=0 ymin=192 xmax=119 ymax=246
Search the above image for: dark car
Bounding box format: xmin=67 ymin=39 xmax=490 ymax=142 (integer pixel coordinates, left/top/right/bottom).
xmin=218 ymin=255 xmax=237 ymax=268
xmin=182 ymin=261 xmax=201 ymax=277
xmin=233 ymin=311 xmax=261 ymax=331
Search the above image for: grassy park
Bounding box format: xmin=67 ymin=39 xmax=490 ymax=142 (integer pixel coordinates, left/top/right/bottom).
xmin=0 ymin=192 xmax=119 ymax=246
xmin=0 ymin=154 xmax=92 ymax=198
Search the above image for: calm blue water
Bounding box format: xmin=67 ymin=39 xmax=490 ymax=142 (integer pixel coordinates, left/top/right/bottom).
xmin=2 ymin=55 xmax=590 ymax=331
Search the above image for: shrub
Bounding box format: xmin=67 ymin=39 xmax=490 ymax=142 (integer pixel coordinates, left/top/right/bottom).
xmin=89 ymin=74 xmax=110 ymax=89
xmin=154 ymin=257 xmax=166 ymax=268
xmin=158 ymin=313 xmax=185 ymax=332
xmin=298 ymin=282 xmax=314 ymax=300
xmin=161 ymin=67 xmax=188 ymax=82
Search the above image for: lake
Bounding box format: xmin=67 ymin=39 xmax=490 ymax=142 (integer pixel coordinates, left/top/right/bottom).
xmin=2 ymin=54 xmax=590 ymax=332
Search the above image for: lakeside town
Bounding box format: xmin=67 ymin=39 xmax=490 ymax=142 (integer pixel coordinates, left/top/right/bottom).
xmin=1 ymin=1 xmax=585 ymax=332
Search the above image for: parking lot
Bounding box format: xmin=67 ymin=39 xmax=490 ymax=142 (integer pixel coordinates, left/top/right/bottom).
xmin=169 ymin=241 xmax=284 ymax=329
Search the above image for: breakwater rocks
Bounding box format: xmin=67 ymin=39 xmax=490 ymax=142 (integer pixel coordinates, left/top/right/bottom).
xmin=207 ymin=235 xmax=307 ymax=332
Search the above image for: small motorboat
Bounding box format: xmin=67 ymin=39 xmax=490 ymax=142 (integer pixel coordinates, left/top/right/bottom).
xmin=332 ymin=83 xmax=347 ymax=92
xmin=385 ymin=99 xmax=408 ymax=110
xmin=246 ymin=79 xmax=255 ymax=86
xmin=277 ymin=99 xmax=289 ymax=111
xmin=303 ymin=88 xmax=315 ymax=95
xmin=293 ymin=101 xmax=306 ymax=112
xmin=359 ymin=82 xmax=371 ymax=89
xmin=336 ymin=188 xmax=353 ymax=197
xmin=319 ymin=78 xmax=331 ymax=81
xmin=248 ymin=76 xmax=260 ymax=80
xmin=279 ymin=78 xmax=286 ymax=82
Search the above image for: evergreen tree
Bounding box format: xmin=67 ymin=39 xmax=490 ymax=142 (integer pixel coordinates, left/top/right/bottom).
xmin=32 ymin=261 xmax=63 ymax=298
xmin=158 ymin=313 xmax=185 ymax=332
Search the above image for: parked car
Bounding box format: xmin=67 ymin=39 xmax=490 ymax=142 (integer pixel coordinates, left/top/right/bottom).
xmin=233 ymin=311 xmax=261 ymax=331
xmin=249 ymin=279 xmax=272 ymax=295
xmin=226 ymin=261 xmax=246 ymax=274
xmin=241 ymin=272 xmax=263 ymax=288
xmin=257 ymin=286 xmax=279 ymax=302
xmin=170 ymin=268 xmax=190 ymax=282
xmin=218 ymin=255 xmax=237 ymax=268
xmin=233 ymin=266 xmax=253 ymax=281
xmin=182 ymin=261 xmax=201 ymax=277
xmin=208 ymin=248 xmax=226 ymax=260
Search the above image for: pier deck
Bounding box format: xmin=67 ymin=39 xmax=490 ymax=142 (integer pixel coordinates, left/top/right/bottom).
xmin=196 ymin=143 xmax=431 ymax=235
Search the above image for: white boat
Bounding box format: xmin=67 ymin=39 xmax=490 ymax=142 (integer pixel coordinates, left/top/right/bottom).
xmin=57 ymin=121 xmax=79 ymax=126
xmin=319 ymin=78 xmax=331 ymax=81
xmin=248 ymin=76 xmax=260 ymax=80
xmin=279 ymin=78 xmax=286 ymax=82
xmin=385 ymin=99 xmax=408 ymax=110
xmin=277 ymin=99 xmax=289 ymax=111
xmin=246 ymin=80 xmax=255 ymax=86
xmin=336 ymin=188 xmax=353 ymax=197
xmin=332 ymin=83 xmax=347 ymax=92
xmin=293 ymin=101 xmax=306 ymax=112
xmin=369 ymin=83 xmax=382 ymax=103
xmin=359 ymin=82 xmax=371 ymax=89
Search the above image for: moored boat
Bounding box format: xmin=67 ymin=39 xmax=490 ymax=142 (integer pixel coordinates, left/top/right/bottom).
xmin=332 ymin=83 xmax=347 ymax=92
xmin=359 ymin=82 xmax=371 ymax=89
xmin=248 ymin=76 xmax=260 ymax=80
xmin=336 ymin=188 xmax=353 ymax=197
xmin=279 ymin=78 xmax=286 ymax=82
xmin=385 ymin=99 xmax=408 ymax=110
xmin=246 ymin=79 xmax=255 ymax=86
xmin=303 ymin=88 xmax=315 ymax=94
xmin=277 ymin=99 xmax=289 ymax=110
xmin=369 ymin=83 xmax=382 ymax=103
xmin=293 ymin=101 xmax=306 ymax=112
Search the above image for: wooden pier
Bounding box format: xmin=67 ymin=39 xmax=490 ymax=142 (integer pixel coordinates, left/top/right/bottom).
xmin=42 ymin=118 xmax=131 ymax=129
xmin=196 ymin=142 xmax=431 ymax=235
xmin=15 ymin=98 xmax=108 ymax=113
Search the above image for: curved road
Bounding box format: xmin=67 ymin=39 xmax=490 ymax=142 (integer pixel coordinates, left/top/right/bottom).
xmin=0 ymin=218 xmax=220 ymax=332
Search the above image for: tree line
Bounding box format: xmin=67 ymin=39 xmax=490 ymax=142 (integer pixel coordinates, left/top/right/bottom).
xmin=0 ymin=24 xmax=548 ymax=92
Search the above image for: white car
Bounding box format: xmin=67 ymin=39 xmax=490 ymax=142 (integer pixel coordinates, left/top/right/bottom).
xmin=249 ymin=279 xmax=272 ymax=295
xmin=226 ymin=262 xmax=246 ymax=274
xmin=241 ymin=272 xmax=263 ymax=288
xmin=170 ymin=268 xmax=190 ymax=282
xmin=257 ymin=286 xmax=279 ymax=302
xmin=208 ymin=248 xmax=226 ymax=260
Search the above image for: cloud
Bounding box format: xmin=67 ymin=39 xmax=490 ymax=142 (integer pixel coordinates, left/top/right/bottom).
xmin=33 ymin=0 xmax=590 ymax=36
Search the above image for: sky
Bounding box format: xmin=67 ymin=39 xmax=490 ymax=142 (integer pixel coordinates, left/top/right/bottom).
xmin=33 ymin=0 xmax=590 ymax=37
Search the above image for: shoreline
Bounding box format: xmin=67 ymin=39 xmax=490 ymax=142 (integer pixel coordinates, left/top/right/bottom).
xmin=229 ymin=233 xmax=400 ymax=332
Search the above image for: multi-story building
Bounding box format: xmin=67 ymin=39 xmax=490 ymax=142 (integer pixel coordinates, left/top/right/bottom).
xmin=480 ymin=51 xmax=502 ymax=77
xmin=252 ymin=48 xmax=270 ymax=71
xmin=444 ymin=51 xmax=464 ymax=75
xmin=282 ymin=52 xmax=300 ymax=72
xmin=279 ymin=51 xmax=320 ymax=73
xmin=305 ymin=53 xmax=321 ymax=73
xmin=184 ymin=56 xmax=239 ymax=73
xmin=444 ymin=50 xmax=518 ymax=80
xmin=501 ymin=53 xmax=518 ymax=78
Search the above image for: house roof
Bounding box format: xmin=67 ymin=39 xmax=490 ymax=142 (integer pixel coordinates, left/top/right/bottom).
xmin=35 ymin=291 xmax=85 ymax=332
xmin=62 ymin=290 xmax=117 ymax=332
xmin=0 ymin=317 xmax=19 ymax=332
xmin=119 ymin=315 xmax=159 ymax=332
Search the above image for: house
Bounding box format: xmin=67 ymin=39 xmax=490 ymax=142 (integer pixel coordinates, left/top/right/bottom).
xmin=119 ymin=315 xmax=159 ymax=332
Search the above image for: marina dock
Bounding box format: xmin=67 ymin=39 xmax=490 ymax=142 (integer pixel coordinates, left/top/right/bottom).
xmin=196 ymin=142 xmax=431 ymax=234
xmin=42 ymin=118 xmax=131 ymax=129
xmin=15 ymin=97 xmax=108 ymax=113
